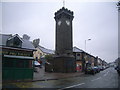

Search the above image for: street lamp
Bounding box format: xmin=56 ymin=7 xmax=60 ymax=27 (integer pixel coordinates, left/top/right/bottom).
xmin=85 ymin=39 xmax=91 ymax=52
xmin=84 ymin=39 xmax=91 ymax=70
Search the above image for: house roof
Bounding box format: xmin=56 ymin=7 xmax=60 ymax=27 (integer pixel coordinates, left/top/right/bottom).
xmin=73 ymin=46 xmax=84 ymax=53
xmin=22 ymin=39 xmax=35 ymax=50
xmin=0 ymin=34 xmax=12 ymax=46
xmin=38 ymin=45 xmax=54 ymax=54
xmin=73 ymin=46 xmax=97 ymax=59
xmin=0 ymin=34 xmax=35 ymax=50
xmin=7 ymin=34 xmax=23 ymax=42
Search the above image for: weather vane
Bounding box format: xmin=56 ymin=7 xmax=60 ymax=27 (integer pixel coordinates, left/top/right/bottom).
xmin=63 ymin=0 xmax=65 ymax=7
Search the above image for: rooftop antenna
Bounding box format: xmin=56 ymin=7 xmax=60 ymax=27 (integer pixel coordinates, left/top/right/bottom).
xmin=63 ymin=0 xmax=65 ymax=7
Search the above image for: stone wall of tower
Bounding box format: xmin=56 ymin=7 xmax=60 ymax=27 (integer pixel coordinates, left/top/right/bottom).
xmin=45 ymin=7 xmax=76 ymax=73
xmin=54 ymin=7 xmax=74 ymax=56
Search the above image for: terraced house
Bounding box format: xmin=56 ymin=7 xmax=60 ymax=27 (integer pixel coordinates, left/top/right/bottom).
xmin=73 ymin=46 xmax=97 ymax=72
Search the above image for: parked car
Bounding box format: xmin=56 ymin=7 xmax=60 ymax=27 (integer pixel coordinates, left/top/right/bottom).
xmin=115 ymin=66 xmax=120 ymax=75
xmin=106 ymin=65 xmax=109 ymax=69
xmin=34 ymin=61 xmax=42 ymax=68
xmin=85 ymin=66 xmax=96 ymax=75
xmin=94 ymin=66 xmax=100 ymax=73
xmin=102 ymin=66 xmax=106 ymax=70
xmin=98 ymin=66 xmax=104 ymax=71
xmin=115 ymin=66 xmax=118 ymax=70
xmin=115 ymin=58 xmax=120 ymax=76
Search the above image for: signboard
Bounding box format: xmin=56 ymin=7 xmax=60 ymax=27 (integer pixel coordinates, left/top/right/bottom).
xmin=1 ymin=50 xmax=31 ymax=57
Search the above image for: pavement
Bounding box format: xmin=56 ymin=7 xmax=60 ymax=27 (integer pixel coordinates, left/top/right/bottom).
xmin=3 ymin=66 xmax=84 ymax=83
xmin=33 ymin=66 xmax=84 ymax=82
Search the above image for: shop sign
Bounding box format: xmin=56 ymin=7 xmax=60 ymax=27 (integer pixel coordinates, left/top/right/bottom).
xmin=0 ymin=50 xmax=31 ymax=57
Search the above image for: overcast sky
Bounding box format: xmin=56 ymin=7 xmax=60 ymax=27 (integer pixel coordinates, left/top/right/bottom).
xmin=1 ymin=0 xmax=118 ymax=63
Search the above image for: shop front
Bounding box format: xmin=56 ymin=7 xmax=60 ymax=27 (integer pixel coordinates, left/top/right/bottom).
xmin=1 ymin=34 xmax=36 ymax=81
xmin=2 ymin=47 xmax=34 ymax=81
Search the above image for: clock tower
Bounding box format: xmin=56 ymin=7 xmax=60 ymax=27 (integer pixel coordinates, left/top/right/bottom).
xmin=54 ymin=7 xmax=74 ymax=56
xmin=52 ymin=7 xmax=76 ymax=73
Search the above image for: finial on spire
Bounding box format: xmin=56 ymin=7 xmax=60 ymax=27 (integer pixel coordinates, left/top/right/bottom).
xmin=63 ymin=0 xmax=65 ymax=7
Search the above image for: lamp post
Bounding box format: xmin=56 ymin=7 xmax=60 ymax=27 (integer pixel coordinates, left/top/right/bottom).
xmin=85 ymin=39 xmax=91 ymax=52
xmin=84 ymin=39 xmax=91 ymax=70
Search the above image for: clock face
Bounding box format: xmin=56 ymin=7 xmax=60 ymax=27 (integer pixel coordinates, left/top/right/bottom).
xmin=58 ymin=20 xmax=61 ymax=26
xmin=66 ymin=20 xmax=70 ymax=26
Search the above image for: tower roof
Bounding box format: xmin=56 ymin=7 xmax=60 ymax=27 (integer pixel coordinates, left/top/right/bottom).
xmin=54 ymin=7 xmax=74 ymax=19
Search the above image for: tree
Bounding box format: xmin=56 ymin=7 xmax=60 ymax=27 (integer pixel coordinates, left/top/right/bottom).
xmin=33 ymin=39 xmax=40 ymax=48
xmin=45 ymin=54 xmax=53 ymax=60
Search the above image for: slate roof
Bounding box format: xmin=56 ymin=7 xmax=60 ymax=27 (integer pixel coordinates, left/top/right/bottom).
xmin=0 ymin=34 xmax=12 ymax=46
xmin=37 ymin=46 xmax=83 ymax=54
xmin=38 ymin=45 xmax=54 ymax=54
xmin=73 ymin=46 xmax=98 ymax=61
xmin=22 ymin=39 xmax=35 ymax=50
xmin=0 ymin=34 xmax=35 ymax=50
xmin=7 ymin=34 xmax=23 ymax=42
xmin=73 ymin=46 xmax=84 ymax=53
xmin=73 ymin=46 xmax=94 ymax=56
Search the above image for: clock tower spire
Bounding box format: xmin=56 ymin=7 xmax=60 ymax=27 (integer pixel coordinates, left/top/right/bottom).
xmin=52 ymin=6 xmax=76 ymax=73
xmin=63 ymin=0 xmax=65 ymax=7
xmin=54 ymin=7 xmax=74 ymax=56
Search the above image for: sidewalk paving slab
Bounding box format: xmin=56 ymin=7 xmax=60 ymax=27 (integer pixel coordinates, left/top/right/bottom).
xmin=33 ymin=66 xmax=84 ymax=82
xmin=3 ymin=66 xmax=84 ymax=83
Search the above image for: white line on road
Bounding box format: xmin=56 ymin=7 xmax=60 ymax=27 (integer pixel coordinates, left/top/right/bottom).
xmin=59 ymin=83 xmax=85 ymax=90
xmin=91 ymin=77 xmax=101 ymax=81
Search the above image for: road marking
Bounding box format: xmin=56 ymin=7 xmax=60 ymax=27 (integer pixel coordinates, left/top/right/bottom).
xmin=59 ymin=83 xmax=85 ymax=90
xmin=91 ymin=77 xmax=101 ymax=81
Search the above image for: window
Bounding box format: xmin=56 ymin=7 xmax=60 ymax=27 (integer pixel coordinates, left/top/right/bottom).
xmin=6 ymin=36 xmax=22 ymax=48
xmin=77 ymin=54 xmax=80 ymax=56
xmin=76 ymin=53 xmax=80 ymax=60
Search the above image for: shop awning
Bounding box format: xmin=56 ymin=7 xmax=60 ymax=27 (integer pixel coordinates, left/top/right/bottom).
xmin=4 ymin=55 xmax=34 ymax=60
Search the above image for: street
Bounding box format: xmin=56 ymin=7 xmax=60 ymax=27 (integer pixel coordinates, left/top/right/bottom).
xmin=3 ymin=67 xmax=119 ymax=89
xmin=60 ymin=67 xmax=119 ymax=89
